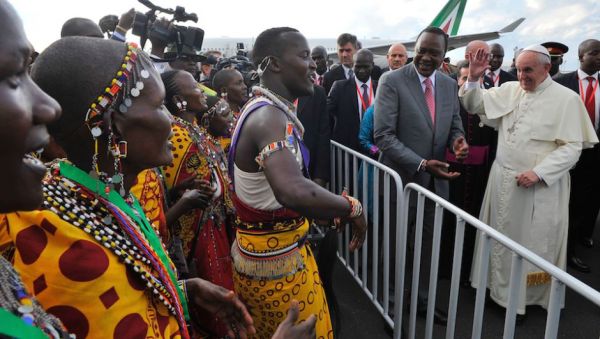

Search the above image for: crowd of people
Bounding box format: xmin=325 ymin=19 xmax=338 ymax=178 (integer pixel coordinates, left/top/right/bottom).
xmin=1 ymin=0 xmax=600 ymax=337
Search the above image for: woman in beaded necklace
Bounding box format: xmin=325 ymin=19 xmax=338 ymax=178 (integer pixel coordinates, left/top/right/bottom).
xmin=0 ymin=1 xmax=71 ymax=338
xmin=161 ymin=69 xmax=236 ymax=338
xmin=0 ymin=36 xmax=254 ymax=338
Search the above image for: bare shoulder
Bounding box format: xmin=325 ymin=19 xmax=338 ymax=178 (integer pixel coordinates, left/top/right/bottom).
xmin=242 ymin=104 xmax=289 ymax=148
xmin=235 ymin=103 xmax=290 ymax=171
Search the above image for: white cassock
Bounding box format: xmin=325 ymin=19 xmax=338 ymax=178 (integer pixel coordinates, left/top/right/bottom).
xmin=459 ymin=75 xmax=598 ymax=314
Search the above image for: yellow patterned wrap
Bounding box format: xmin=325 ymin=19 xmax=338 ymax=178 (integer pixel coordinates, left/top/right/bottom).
xmin=231 ymin=218 xmax=333 ymax=338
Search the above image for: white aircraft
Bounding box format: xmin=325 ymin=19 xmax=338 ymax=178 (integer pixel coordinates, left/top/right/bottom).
xmin=200 ymin=0 xmax=524 ymax=63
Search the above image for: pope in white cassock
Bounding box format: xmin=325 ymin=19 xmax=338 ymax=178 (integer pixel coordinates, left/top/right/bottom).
xmin=459 ymin=45 xmax=599 ymax=314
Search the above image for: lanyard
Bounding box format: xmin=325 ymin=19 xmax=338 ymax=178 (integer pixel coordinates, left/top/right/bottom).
xmin=355 ymin=81 xmax=373 ymax=112
xmin=578 ymin=76 xmax=599 ymax=108
xmin=489 ymin=71 xmax=499 ymax=86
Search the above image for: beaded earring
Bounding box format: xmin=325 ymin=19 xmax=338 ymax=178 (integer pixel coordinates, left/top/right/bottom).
xmin=175 ymin=99 xmax=188 ymax=112
xmin=107 ymin=128 xmax=127 ymax=197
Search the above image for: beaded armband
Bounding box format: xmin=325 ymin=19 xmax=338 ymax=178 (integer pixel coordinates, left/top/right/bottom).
xmin=341 ymin=189 xmax=363 ymax=219
xmin=255 ymin=122 xmax=297 ymax=168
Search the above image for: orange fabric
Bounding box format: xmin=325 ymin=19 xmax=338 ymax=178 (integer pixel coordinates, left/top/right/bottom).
xmin=130 ymin=169 xmax=170 ymax=244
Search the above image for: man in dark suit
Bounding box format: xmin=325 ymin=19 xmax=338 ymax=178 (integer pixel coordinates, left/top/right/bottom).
xmin=374 ymin=26 xmax=468 ymax=325
xmin=328 ymin=49 xmax=376 ymax=153
xmin=297 ymin=85 xmax=331 ymax=187
xmin=483 ymin=43 xmax=517 ymax=88
xmin=554 ymin=38 xmax=600 ymax=273
xmin=323 ymin=33 xmax=357 ymax=94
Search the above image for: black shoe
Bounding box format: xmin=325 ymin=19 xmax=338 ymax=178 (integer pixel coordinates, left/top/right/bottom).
xmin=582 ymin=237 xmax=594 ymax=248
xmin=417 ymin=305 xmax=448 ymax=326
xmin=516 ymin=313 xmax=527 ymax=326
xmin=568 ymin=256 xmax=591 ymax=273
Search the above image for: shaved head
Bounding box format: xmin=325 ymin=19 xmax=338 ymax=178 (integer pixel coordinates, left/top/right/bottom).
xmin=489 ymin=43 xmax=505 ymax=71
xmin=578 ymin=39 xmax=600 ymax=58
xmin=213 ymin=68 xmax=239 ymax=94
xmin=386 ymin=43 xmax=408 ymax=70
xmin=61 ymin=17 xmax=103 ymax=38
xmin=465 ymin=40 xmax=489 ymax=58
xmin=311 ymin=46 xmax=327 ymax=58
xmin=578 ymin=39 xmax=600 ymax=74
xmin=32 ymin=37 xmax=127 ymax=144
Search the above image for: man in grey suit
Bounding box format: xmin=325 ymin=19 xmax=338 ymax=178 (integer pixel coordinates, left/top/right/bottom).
xmin=374 ymin=26 xmax=468 ymax=325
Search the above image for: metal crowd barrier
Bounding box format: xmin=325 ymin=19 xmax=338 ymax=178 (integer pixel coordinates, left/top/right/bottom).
xmin=329 ymin=140 xmax=405 ymax=329
xmin=398 ymin=183 xmax=600 ymax=339
xmin=328 ymin=140 xmax=600 ymax=339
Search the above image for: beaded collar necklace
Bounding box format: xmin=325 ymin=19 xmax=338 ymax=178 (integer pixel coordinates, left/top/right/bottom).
xmin=171 ymin=116 xmax=232 ymax=225
xmin=200 ymin=126 xmax=230 ymax=180
xmin=252 ymin=86 xmax=305 ymax=136
xmin=0 ymin=258 xmax=71 ymax=339
xmin=43 ymin=161 xmax=190 ymax=337
xmin=172 ymin=116 xmax=229 ymax=181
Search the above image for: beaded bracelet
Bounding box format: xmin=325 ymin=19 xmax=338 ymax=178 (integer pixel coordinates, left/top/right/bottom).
xmin=341 ymin=189 xmax=363 ymax=219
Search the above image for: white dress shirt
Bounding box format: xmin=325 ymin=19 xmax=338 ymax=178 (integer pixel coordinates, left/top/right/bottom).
xmin=354 ymin=77 xmax=373 ymax=118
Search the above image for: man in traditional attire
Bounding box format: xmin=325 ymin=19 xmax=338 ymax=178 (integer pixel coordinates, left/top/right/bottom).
xmin=461 ymin=45 xmax=598 ymax=315
xmin=228 ymin=27 xmax=367 ymax=337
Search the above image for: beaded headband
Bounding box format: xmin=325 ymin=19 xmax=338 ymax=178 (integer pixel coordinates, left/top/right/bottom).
xmin=206 ymin=98 xmax=231 ymax=118
xmin=84 ymin=42 xmax=151 ymax=138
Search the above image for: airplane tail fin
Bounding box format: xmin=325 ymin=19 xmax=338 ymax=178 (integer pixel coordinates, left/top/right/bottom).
xmin=429 ymin=0 xmax=467 ymax=36
xmin=499 ymin=18 xmax=526 ymax=33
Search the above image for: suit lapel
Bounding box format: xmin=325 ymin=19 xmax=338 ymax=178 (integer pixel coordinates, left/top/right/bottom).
xmin=571 ymin=72 xmax=580 ymax=94
xmin=407 ymin=66 xmax=434 ymax=130
xmin=499 ymin=70 xmax=507 ymax=85
xmin=483 ymin=75 xmax=493 ymax=89
xmin=348 ymin=79 xmax=360 ymax=121
xmin=434 ymin=72 xmax=446 ymax=134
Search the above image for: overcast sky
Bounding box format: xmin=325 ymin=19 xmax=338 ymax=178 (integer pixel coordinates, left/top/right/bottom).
xmin=11 ymin=0 xmax=600 ymax=71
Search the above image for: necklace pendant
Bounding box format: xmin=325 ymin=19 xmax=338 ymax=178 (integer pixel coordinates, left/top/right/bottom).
xmin=112 ymin=174 xmax=123 ymax=184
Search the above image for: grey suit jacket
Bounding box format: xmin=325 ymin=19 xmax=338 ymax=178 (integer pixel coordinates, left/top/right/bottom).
xmin=373 ymin=65 xmax=464 ymax=199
